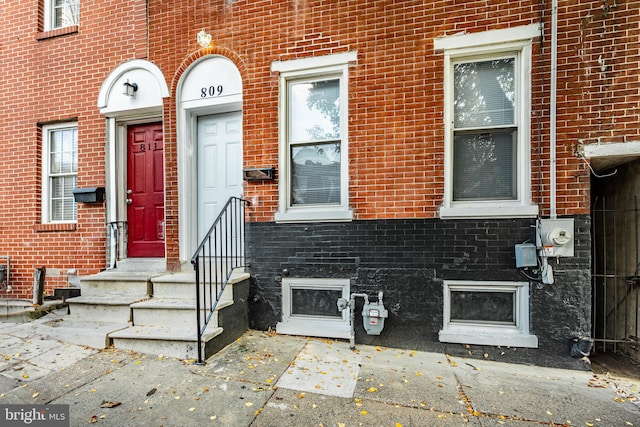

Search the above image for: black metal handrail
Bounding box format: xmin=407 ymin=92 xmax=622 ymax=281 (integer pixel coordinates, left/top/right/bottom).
xmin=191 ymin=196 xmax=250 ymax=364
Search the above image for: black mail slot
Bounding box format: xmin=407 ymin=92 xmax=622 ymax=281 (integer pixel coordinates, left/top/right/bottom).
xmin=72 ymin=187 xmax=105 ymax=203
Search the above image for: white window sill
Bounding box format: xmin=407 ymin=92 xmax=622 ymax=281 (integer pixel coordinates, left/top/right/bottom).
xmin=277 ymin=319 xmax=351 ymax=339
xmin=440 ymin=204 xmax=538 ymax=219
xmin=275 ymin=208 xmax=353 ymax=223
xmin=439 ymin=328 xmax=538 ymax=348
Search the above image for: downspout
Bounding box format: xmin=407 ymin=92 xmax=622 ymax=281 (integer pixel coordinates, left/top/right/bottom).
xmin=107 ymin=118 xmax=118 ymax=269
xmin=550 ymin=0 xmax=558 ymax=219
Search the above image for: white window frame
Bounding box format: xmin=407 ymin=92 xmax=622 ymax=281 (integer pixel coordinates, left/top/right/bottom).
xmin=435 ymin=25 xmax=540 ymax=219
xmin=272 ymin=52 xmax=356 ymax=223
xmin=44 ymin=0 xmax=79 ymax=31
xmin=42 ymin=122 xmax=78 ymax=224
xmin=276 ymin=278 xmax=351 ymax=339
xmin=439 ymin=280 xmax=538 ymax=348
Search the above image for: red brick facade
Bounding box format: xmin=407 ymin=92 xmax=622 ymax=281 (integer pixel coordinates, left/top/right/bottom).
xmin=0 ymin=0 xmax=147 ymax=297
xmin=1 ymin=0 xmax=638 ymax=305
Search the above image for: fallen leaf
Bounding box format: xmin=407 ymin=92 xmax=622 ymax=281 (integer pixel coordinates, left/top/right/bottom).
xmin=245 ymin=402 xmax=254 ymax=407
xmin=146 ymin=388 xmax=157 ymax=396
xmin=100 ymin=401 xmax=121 ymax=408
xmin=546 ymin=410 xmax=553 ymax=415
xmin=189 ymin=407 xmax=196 ymax=412
xmin=88 ymin=415 xmax=98 ymax=424
xmin=32 ymin=392 xmax=39 ymax=398
xmin=367 ymin=387 xmax=378 ymax=393
xmin=360 ymin=410 xmax=368 ymax=415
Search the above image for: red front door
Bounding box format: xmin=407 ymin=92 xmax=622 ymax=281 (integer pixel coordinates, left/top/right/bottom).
xmin=127 ymin=123 xmax=165 ymax=257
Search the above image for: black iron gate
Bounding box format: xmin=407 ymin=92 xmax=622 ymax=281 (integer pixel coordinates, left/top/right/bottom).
xmin=591 ymin=194 xmax=640 ymax=355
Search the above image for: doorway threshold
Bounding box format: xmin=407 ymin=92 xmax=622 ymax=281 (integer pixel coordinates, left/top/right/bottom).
xmin=113 ymin=258 xmax=166 ymax=273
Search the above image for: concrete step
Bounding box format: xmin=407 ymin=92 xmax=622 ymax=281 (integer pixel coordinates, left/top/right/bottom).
xmin=67 ymin=295 xmax=149 ymax=323
xmin=109 ymin=325 xmax=224 ymax=360
xmin=33 ymin=311 xmax=130 ymax=349
xmin=130 ymin=297 xmax=233 ymax=329
xmin=79 ymin=271 xmax=157 ymax=298
xmin=150 ymin=270 xmax=247 ymax=299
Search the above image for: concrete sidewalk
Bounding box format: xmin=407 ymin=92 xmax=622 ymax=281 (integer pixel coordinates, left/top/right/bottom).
xmin=0 ymin=312 xmax=639 ymax=426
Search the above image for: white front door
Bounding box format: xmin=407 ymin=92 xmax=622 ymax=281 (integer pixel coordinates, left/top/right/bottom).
xmin=196 ymin=112 xmax=243 ymax=242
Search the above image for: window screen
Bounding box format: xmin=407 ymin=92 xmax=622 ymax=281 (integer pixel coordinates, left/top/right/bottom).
xmin=288 ymin=79 xmax=341 ymax=206
xmin=53 ymin=0 xmax=79 ymax=29
xmin=48 ymin=127 xmax=77 ymax=222
xmin=291 ymin=288 xmax=343 ymax=318
xmin=450 ymin=290 xmax=515 ymax=324
xmin=453 ymin=58 xmax=517 ymax=201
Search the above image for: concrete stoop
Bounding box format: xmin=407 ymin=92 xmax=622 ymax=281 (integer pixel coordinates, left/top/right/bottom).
xmin=58 ymin=262 xmax=251 ymax=361
xmin=109 ymin=271 xmax=250 ymax=360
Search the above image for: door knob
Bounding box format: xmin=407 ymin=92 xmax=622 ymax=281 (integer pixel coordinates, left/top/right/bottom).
xmin=126 ymin=198 xmax=132 ymax=205
xmin=126 ymin=189 xmax=133 ymax=195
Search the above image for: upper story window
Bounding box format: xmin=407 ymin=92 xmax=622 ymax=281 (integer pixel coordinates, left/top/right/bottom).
xmin=42 ymin=123 xmax=78 ymax=223
xmin=272 ymin=52 xmax=357 ymax=223
xmin=435 ymin=24 xmax=540 ymax=219
xmin=44 ymin=0 xmax=79 ymax=31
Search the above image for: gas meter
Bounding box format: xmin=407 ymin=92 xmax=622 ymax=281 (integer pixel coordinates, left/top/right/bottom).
xmin=362 ymin=301 xmax=388 ymax=335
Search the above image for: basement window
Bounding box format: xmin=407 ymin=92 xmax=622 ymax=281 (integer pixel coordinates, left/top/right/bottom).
xmin=276 ymin=278 xmax=350 ymax=339
xmin=439 ymin=280 xmax=538 ymax=348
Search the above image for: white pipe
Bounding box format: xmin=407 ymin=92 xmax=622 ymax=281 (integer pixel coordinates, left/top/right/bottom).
xmin=550 ymin=0 xmax=558 ymax=219
xmin=107 ymin=118 xmax=118 ymax=268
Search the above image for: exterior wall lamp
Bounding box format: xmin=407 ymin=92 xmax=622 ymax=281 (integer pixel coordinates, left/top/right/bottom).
xmin=123 ymin=79 xmax=138 ymax=97
xmin=197 ymin=29 xmax=212 ymax=48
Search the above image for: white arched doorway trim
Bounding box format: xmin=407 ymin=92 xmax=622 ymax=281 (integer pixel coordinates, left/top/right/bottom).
xmin=98 ymin=60 xmax=170 ymax=267
xmin=98 ymin=59 xmax=169 ymax=116
xmin=176 ymin=55 xmax=243 ymax=265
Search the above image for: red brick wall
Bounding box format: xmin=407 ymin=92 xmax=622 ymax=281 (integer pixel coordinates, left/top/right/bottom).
xmin=0 ymin=0 xmax=147 ymax=298
xmin=553 ymin=0 xmax=640 ymax=214
xmin=149 ymin=0 xmax=638 ymax=224
xmin=150 ymin=0 xmax=548 ymax=228
xmin=3 ymin=0 xmax=638 ymax=295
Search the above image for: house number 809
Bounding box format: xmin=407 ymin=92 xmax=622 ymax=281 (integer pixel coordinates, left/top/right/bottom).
xmin=201 ymin=85 xmax=224 ymax=98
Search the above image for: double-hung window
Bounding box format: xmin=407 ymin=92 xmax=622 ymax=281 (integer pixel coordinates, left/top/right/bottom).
xmin=272 ymin=52 xmax=356 ymax=223
xmin=44 ymin=0 xmax=79 ymax=31
xmin=42 ymin=123 xmax=78 ymax=223
xmin=435 ymin=25 xmax=540 ymax=218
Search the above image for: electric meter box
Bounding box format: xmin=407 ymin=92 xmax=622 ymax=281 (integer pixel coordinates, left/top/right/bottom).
xmin=538 ymin=218 xmax=575 ymax=257
xmin=362 ymin=302 xmax=388 ymax=335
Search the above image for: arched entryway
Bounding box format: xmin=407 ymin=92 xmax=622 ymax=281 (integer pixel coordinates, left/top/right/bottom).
xmin=97 ymin=60 xmax=170 ymax=267
xmin=176 ymin=55 xmax=244 ymax=264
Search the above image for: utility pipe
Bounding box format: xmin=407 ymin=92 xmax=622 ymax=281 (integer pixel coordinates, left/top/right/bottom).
xmin=348 ymin=293 xmax=370 ymax=349
xmin=107 ymin=118 xmax=118 ymax=268
xmin=550 ymin=0 xmax=558 ymax=219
